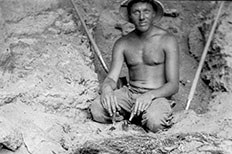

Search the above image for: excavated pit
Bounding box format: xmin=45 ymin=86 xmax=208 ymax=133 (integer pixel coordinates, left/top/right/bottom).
xmin=0 ymin=0 xmax=232 ymax=154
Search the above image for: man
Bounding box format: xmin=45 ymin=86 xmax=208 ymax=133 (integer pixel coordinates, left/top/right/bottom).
xmin=90 ymin=0 xmax=179 ymax=133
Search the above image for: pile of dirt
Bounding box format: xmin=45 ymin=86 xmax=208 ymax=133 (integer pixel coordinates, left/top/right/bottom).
xmin=75 ymin=132 xmax=232 ymax=154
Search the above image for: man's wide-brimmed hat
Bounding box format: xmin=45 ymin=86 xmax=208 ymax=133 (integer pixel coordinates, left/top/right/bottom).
xmin=119 ymin=0 xmax=164 ymax=23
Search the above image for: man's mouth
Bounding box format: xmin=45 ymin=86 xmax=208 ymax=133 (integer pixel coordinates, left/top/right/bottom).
xmin=139 ymin=22 xmax=147 ymax=26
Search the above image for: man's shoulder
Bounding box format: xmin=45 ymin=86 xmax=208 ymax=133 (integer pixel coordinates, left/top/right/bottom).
xmin=153 ymin=27 xmax=175 ymax=39
xmin=158 ymin=28 xmax=177 ymax=42
xmin=158 ymin=29 xmax=178 ymax=52
xmin=115 ymin=32 xmax=134 ymax=45
xmin=112 ymin=34 xmax=132 ymax=53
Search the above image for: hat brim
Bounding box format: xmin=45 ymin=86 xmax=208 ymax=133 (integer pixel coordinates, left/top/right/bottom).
xmin=119 ymin=0 xmax=164 ymax=23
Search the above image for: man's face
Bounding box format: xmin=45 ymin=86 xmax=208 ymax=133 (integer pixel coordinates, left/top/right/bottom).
xmin=129 ymin=2 xmax=156 ymax=32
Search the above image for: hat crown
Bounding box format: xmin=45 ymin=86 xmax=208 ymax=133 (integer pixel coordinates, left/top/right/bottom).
xmin=120 ymin=0 xmax=164 ymax=23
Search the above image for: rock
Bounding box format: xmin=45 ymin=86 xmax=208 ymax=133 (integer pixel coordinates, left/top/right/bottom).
xmin=0 ymin=93 xmax=19 ymax=107
xmin=31 ymin=141 xmax=68 ymax=154
xmin=54 ymin=10 xmax=77 ymax=34
xmin=0 ymin=0 xmax=60 ymax=22
xmin=0 ymin=102 xmax=71 ymax=153
xmin=164 ymin=9 xmax=179 ymax=17
xmin=0 ymin=7 xmax=7 ymax=49
xmin=188 ymin=25 xmax=205 ymax=61
xmin=0 ymin=117 xmax=23 ymax=151
xmin=0 ymin=144 xmax=30 ymax=154
xmin=7 ymin=11 xmax=59 ymax=36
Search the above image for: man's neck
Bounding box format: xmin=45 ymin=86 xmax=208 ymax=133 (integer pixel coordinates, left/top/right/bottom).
xmin=134 ymin=25 xmax=156 ymax=39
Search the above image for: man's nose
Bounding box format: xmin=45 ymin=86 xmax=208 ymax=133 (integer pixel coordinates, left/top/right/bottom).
xmin=139 ymin=13 xmax=145 ymax=20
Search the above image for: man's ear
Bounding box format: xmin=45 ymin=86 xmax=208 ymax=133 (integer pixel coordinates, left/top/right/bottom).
xmin=152 ymin=11 xmax=156 ymax=20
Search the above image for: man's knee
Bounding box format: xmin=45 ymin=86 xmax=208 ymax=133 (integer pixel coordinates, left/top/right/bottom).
xmin=143 ymin=98 xmax=173 ymax=133
xmin=144 ymin=112 xmax=164 ymax=133
xmin=90 ymin=99 xmax=110 ymax=123
xmin=90 ymin=101 xmax=101 ymax=121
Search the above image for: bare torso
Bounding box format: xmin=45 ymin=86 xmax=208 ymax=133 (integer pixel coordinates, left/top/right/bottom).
xmin=123 ymin=26 xmax=167 ymax=89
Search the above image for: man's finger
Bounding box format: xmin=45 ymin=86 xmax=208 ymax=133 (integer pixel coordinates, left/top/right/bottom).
xmin=114 ymin=96 xmax=120 ymax=111
xmin=143 ymin=103 xmax=150 ymax=111
xmin=110 ymin=96 xmax=116 ymax=114
xmin=106 ymin=97 xmax=112 ymax=116
xmin=165 ymin=114 xmax=173 ymax=121
xmin=140 ymin=103 xmax=145 ymax=113
xmin=134 ymin=101 xmax=139 ymax=116
xmin=161 ymin=118 xmax=173 ymax=127
xmin=137 ymin=101 xmax=143 ymax=116
xmin=101 ymin=99 xmax=106 ymax=109
xmin=129 ymin=112 xmax=134 ymax=121
xmin=141 ymin=117 xmax=148 ymax=125
xmin=129 ymin=105 xmax=135 ymax=121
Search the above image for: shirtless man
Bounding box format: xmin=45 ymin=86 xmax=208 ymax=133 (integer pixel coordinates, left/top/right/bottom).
xmin=90 ymin=0 xmax=179 ymax=133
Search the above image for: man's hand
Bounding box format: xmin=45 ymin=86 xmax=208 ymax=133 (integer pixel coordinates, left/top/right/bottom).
xmin=101 ymin=91 xmax=120 ymax=116
xmin=130 ymin=93 xmax=153 ymax=120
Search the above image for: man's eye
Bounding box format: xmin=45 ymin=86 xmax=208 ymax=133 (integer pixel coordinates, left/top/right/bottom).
xmin=133 ymin=11 xmax=139 ymax=14
xmin=144 ymin=10 xmax=151 ymax=13
xmin=133 ymin=11 xmax=140 ymax=15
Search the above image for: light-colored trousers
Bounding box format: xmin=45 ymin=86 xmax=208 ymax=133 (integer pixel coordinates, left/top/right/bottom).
xmin=90 ymin=85 xmax=173 ymax=133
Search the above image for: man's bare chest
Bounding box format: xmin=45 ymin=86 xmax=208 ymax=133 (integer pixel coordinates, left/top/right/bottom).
xmin=124 ymin=42 xmax=165 ymax=66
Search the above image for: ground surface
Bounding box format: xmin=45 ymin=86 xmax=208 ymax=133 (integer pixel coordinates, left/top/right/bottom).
xmin=0 ymin=0 xmax=232 ymax=154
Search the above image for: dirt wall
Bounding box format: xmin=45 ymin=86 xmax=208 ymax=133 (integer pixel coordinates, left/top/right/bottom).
xmin=0 ymin=5 xmax=7 ymax=51
xmin=0 ymin=0 xmax=99 ymax=153
xmin=0 ymin=0 xmax=99 ymax=113
xmin=201 ymin=2 xmax=232 ymax=92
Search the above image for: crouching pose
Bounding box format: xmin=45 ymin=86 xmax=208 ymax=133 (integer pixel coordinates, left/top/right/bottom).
xmin=90 ymin=0 xmax=179 ymax=133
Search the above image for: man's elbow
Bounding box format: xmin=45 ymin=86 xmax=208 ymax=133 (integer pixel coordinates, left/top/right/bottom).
xmin=174 ymin=85 xmax=179 ymax=94
xmin=171 ymin=82 xmax=179 ymax=95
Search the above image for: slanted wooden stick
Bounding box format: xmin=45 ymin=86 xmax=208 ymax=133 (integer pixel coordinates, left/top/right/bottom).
xmin=70 ymin=0 xmax=109 ymax=73
xmin=185 ymin=1 xmax=225 ymax=110
xmin=70 ymin=0 xmax=128 ymax=89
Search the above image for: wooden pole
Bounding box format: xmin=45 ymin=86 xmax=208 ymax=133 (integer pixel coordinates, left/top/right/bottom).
xmin=70 ymin=0 xmax=109 ymax=73
xmin=185 ymin=1 xmax=224 ymax=110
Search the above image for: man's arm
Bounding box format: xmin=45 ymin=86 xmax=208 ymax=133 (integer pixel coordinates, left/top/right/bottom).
xmin=148 ymin=34 xmax=179 ymax=98
xmin=101 ymin=38 xmax=125 ymax=93
xmin=100 ymin=38 xmax=125 ymax=116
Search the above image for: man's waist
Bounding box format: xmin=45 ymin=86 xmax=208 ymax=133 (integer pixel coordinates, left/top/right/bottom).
xmin=127 ymin=84 xmax=173 ymax=103
xmin=128 ymin=83 xmax=158 ymax=94
xmin=129 ymin=81 xmax=163 ymax=90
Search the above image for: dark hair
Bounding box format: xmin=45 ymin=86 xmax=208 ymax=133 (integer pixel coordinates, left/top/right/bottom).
xmin=127 ymin=0 xmax=158 ymax=16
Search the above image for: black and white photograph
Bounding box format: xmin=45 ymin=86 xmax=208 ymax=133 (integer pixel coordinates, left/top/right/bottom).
xmin=0 ymin=0 xmax=231 ymax=153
